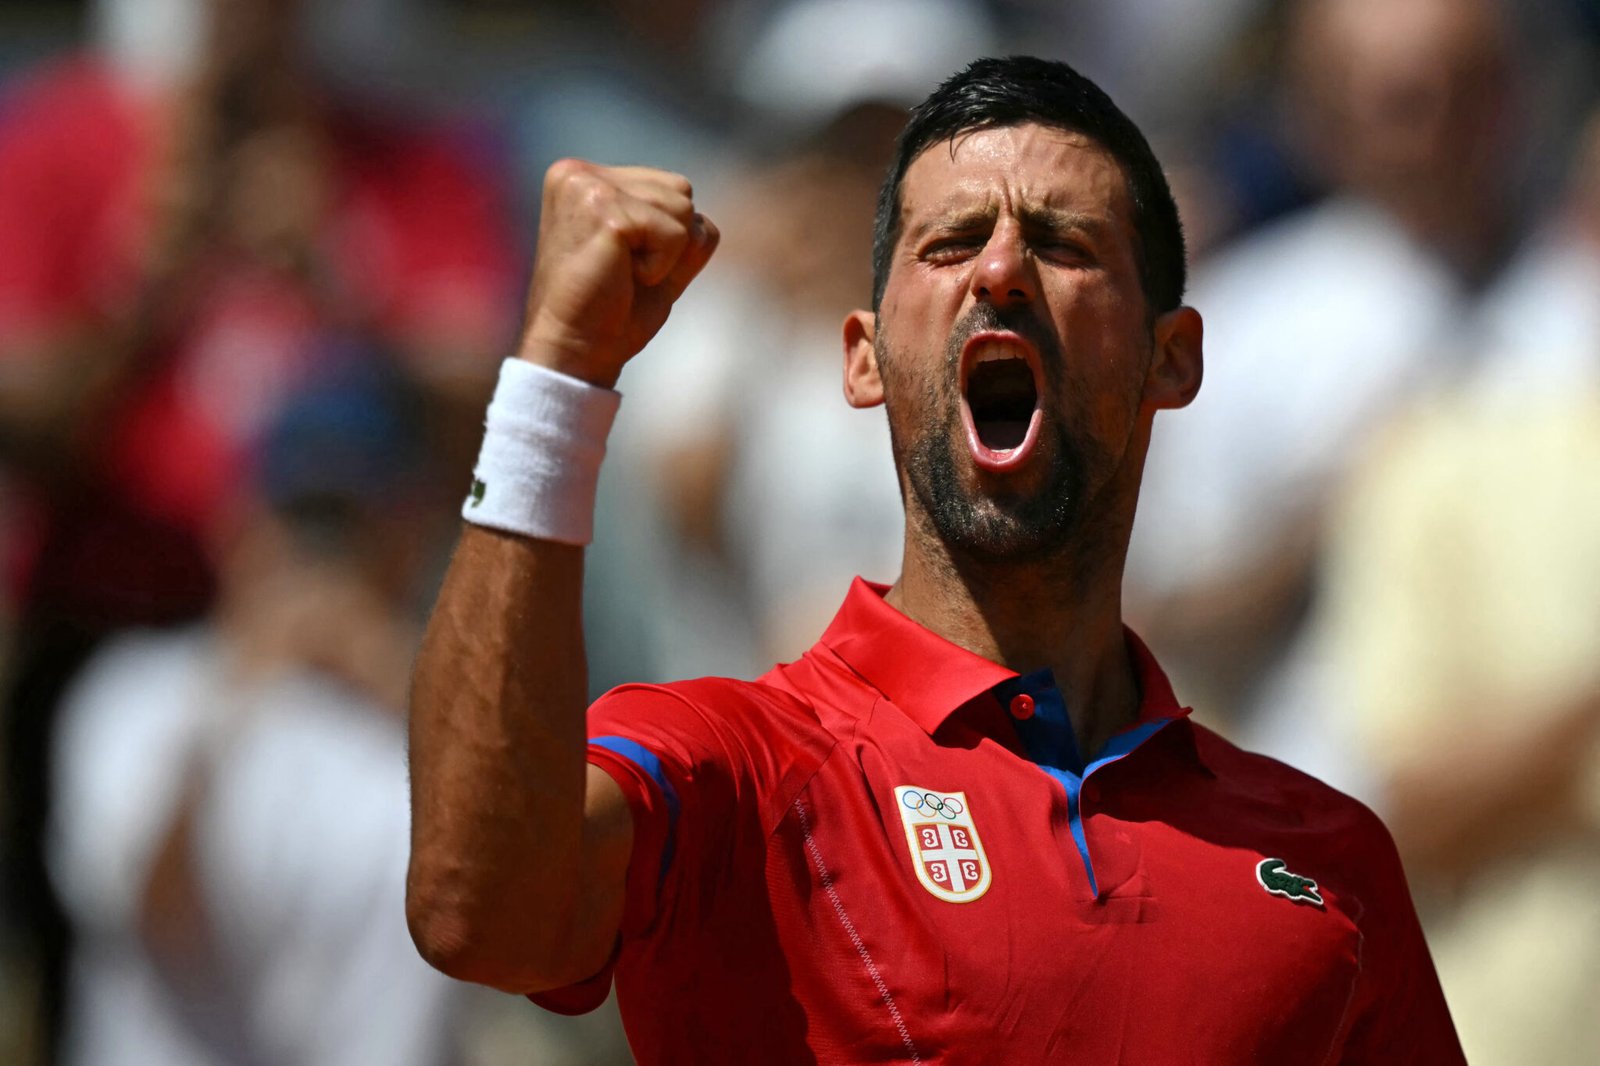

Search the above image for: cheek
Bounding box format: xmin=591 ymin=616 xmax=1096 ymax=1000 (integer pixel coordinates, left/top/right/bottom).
xmin=1057 ymin=286 xmax=1151 ymax=429
xmin=879 ymin=342 xmax=957 ymax=442
xmin=1063 ymin=271 xmax=1143 ymax=339
xmin=887 ymin=264 xmax=969 ymax=322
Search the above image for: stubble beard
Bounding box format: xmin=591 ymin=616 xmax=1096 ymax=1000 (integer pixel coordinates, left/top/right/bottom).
xmin=878 ymin=306 xmax=1103 ymax=568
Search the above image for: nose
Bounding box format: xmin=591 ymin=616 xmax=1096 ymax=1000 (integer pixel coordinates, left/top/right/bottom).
xmin=970 ymin=222 xmax=1036 ymax=307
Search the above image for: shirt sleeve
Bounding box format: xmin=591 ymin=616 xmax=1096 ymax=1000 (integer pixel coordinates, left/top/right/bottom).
xmin=1336 ymin=820 xmax=1466 ymax=1064
xmin=528 ymin=681 xmax=760 ymax=1015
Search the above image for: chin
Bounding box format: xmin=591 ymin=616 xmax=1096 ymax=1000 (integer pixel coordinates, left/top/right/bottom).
xmin=910 ymin=433 xmax=1083 ymax=565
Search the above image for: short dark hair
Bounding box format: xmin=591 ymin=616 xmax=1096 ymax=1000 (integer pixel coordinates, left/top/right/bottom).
xmin=870 ymin=55 xmax=1186 ymax=314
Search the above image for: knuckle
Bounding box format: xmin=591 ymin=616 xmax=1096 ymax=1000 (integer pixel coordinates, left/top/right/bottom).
xmin=544 ymin=157 xmax=587 ymax=190
xmin=576 ymin=180 xmax=622 ymax=220
xmin=547 ymin=160 xmax=627 ymax=217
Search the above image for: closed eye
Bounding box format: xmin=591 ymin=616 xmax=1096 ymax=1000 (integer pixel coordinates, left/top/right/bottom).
xmin=921 ymin=236 xmax=986 ymax=264
xmin=1029 ymin=232 xmax=1097 ymax=265
xmin=920 ymin=234 xmax=1097 ymax=267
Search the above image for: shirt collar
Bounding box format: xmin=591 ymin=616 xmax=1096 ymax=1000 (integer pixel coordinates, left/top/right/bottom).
xmin=817 ymin=577 xmax=1193 ymax=736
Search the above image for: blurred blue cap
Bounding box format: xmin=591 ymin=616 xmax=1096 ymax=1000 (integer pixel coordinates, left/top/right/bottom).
xmin=253 ymin=356 xmax=426 ymax=510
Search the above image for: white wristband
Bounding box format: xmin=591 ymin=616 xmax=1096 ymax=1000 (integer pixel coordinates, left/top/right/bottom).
xmin=461 ymin=359 xmax=622 ymax=545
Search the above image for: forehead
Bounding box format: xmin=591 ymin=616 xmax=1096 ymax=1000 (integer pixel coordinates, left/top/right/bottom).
xmin=897 ymin=123 xmax=1133 ymax=234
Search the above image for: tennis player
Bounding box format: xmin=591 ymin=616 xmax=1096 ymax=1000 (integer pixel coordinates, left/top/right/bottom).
xmin=407 ymin=56 xmax=1463 ymax=1064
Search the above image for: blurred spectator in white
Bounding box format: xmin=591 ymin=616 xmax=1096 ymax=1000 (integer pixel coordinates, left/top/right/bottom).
xmin=0 ymin=0 xmax=517 ymax=1049
xmin=1469 ymin=102 xmax=1600 ymax=397
xmin=1125 ymin=0 xmax=1531 ymax=753
xmin=47 ymin=365 xmax=470 ymax=1066
xmin=1256 ymin=104 xmax=1600 ymax=1066
xmin=594 ymin=0 xmax=998 ymax=678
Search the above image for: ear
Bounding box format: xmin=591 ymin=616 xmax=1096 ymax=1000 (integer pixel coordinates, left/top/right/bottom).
xmin=1143 ymin=305 xmax=1203 ymax=411
xmin=842 ymin=309 xmax=885 ymax=408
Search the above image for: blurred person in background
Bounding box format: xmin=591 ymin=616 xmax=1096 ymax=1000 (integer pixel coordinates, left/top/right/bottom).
xmin=1468 ymin=92 xmax=1600 ymax=395
xmin=599 ymin=0 xmax=998 ymax=680
xmin=991 ymin=0 xmax=1272 ymax=133
xmin=0 ymin=0 xmax=516 ymax=1050
xmin=989 ymin=0 xmax=1328 ymax=256
xmin=1271 ymin=104 xmax=1600 ymax=1066
xmin=1124 ymin=0 xmax=1535 ymax=772
xmin=506 ymin=0 xmax=739 ymax=194
xmin=46 ymin=365 xmax=472 ymax=1066
xmin=715 ymin=0 xmax=997 ymax=664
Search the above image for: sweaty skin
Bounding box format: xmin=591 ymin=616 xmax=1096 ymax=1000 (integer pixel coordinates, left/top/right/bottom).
xmin=406 ymin=130 xmax=1201 ymax=992
xmin=844 ymin=126 xmax=1202 ymax=759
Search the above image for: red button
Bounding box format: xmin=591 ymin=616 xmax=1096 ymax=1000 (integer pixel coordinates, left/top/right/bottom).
xmin=1009 ymin=693 xmax=1035 ymax=720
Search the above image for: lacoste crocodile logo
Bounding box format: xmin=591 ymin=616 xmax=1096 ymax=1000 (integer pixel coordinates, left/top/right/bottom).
xmin=1256 ymin=858 xmax=1324 ymax=907
xmin=469 ymin=478 xmax=486 ymax=507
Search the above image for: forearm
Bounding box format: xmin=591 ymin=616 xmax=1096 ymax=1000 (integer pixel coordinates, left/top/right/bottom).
xmin=407 ymin=158 xmax=714 ymax=992
xmin=405 ymin=524 xmax=598 ymax=990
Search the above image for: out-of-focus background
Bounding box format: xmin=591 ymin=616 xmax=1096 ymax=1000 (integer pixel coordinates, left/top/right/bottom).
xmin=0 ymin=0 xmax=1594 ymax=1063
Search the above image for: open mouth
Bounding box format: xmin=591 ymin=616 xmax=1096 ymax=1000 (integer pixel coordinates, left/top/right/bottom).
xmin=960 ymin=334 xmax=1043 ymax=471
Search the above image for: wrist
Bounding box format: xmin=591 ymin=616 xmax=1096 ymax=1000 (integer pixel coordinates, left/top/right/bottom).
xmin=515 ymin=323 xmax=624 ymax=390
xmin=462 ymin=358 xmax=622 ymax=545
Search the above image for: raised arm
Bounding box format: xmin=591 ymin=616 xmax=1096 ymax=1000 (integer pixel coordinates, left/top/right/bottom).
xmin=405 ymin=161 xmax=718 ymax=992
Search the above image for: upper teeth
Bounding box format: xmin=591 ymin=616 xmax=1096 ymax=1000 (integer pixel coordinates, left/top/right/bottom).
xmin=973 ymin=341 xmax=1027 ymax=364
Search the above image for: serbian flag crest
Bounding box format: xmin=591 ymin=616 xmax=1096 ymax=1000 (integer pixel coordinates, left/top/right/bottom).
xmin=893 ymin=785 xmax=992 ymax=903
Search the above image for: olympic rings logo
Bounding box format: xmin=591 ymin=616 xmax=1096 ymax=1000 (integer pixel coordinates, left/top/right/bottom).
xmin=901 ymin=790 xmax=964 ymax=820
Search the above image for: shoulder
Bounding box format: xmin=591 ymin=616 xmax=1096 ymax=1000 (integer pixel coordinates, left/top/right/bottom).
xmin=48 ymin=628 xmax=218 ymax=926
xmin=593 ymin=650 xmax=873 ymax=746
xmin=1197 ymin=199 xmax=1421 ymax=292
xmin=1190 ymin=722 xmax=1398 ymax=855
xmin=593 ymin=674 xmax=818 ymax=724
xmin=1189 ymin=722 xmax=1427 ymax=955
xmin=1183 ymin=736 xmax=1464 ymax=1060
xmin=591 ymin=674 xmax=832 ymax=755
xmin=589 ymin=674 xmax=838 ymax=817
xmin=57 ymin=627 xmax=217 ymax=746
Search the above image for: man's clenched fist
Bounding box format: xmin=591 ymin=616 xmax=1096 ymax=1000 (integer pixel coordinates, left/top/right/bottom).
xmin=516 ymin=160 xmax=719 ymax=388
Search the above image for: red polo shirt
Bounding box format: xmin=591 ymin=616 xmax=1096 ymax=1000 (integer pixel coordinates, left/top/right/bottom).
xmin=536 ymin=579 xmax=1462 ymax=1065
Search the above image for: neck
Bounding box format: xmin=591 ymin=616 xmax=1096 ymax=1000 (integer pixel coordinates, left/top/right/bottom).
xmin=886 ymin=517 xmax=1141 ymax=759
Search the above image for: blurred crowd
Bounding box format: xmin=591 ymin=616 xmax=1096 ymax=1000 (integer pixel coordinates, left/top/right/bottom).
xmin=0 ymin=0 xmax=1595 ymax=1064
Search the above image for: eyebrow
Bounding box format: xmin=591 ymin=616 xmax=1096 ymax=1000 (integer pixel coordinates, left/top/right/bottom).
xmin=909 ymin=204 xmax=1108 ymax=241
